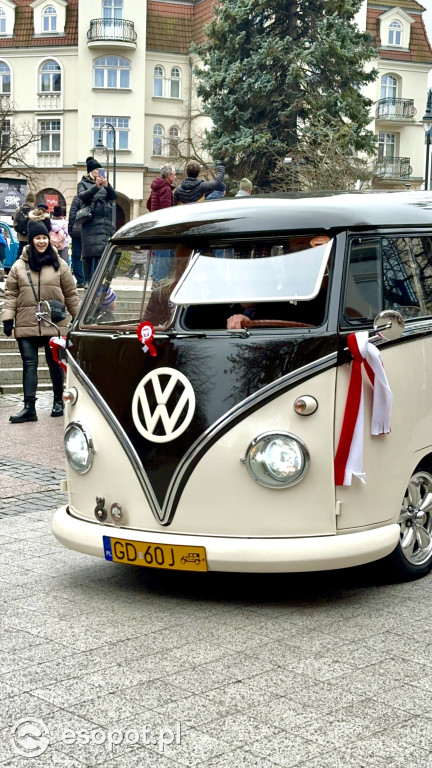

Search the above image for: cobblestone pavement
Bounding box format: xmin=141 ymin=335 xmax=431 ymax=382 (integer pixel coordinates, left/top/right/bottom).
xmin=1 ymin=396 xmax=432 ymax=767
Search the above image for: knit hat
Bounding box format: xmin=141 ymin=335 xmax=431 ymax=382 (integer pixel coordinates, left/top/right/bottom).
xmin=53 ymin=205 xmax=63 ymax=216
xmin=86 ymin=156 xmax=101 ymax=173
xmin=25 ymin=193 xmax=36 ymax=204
xmin=102 ymin=287 xmax=116 ymax=308
xmin=27 ymin=221 xmax=49 ymax=242
xmin=38 ymin=203 xmax=49 ymax=211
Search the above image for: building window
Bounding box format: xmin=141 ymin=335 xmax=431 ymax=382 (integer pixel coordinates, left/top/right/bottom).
xmin=380 ymin=74 xmax=397 ymax=100
xmin=168 ymin=126 xmax=180 ymax=156
xmin=42 ymin=5 xmax=57 ymax=33
xmin=40 ymin=60 xmax=61 ymax=93
xmin=170 ymin=67 xmax=181 ymax=98
xmin=93 ymin=116 xmax=130 ymax=150
xmin=388 ymin=20 xmax=402 ymax=46
xmin=39 ymin=119 xmax=61 ymax=152
xmin=0 ymin=9 xmax=6 ymax=35
xmin=102 ymin=0 xmax=123 ymax=20
xmin=1 ymin=118 xmax=10 ymax=151
xmin=94 ymin=56 xmax=130 ymax=89
xmin=0 ymin=61 xmax=10 ymax=94
xmin=153 ymin=66 xmax=163 ymax=97
xmin=378 ymin=132 xmax=396 ymax=158
xmin=153 ymin=124 xmax=163 ymax=155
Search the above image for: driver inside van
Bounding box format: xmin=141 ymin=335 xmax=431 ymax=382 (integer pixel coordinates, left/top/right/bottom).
xmin=226 ymin=235 xmax=331 ymax=329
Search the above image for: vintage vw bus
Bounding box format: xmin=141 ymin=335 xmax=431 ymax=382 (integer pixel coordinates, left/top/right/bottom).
xmin=52 ymin=192 xmax=432 ymax=580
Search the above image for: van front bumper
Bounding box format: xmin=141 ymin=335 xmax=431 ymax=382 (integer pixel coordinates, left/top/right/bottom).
xmin=52 ymin=506 xmax=400 ymax=573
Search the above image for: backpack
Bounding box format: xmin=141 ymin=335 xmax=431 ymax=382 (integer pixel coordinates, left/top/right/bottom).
xmin=14 ymin=206 xmax=32 ymax=236
xmin=50 ymin=227 xmax=66 ymax=250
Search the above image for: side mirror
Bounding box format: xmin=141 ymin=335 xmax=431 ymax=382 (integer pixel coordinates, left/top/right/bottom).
xmin=373 ymin=310 xmax=405 ymax=341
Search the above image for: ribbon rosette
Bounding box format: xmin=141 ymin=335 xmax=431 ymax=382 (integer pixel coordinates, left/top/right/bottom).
xmin=137 ymin=321 xmax=157 ymax=357
xmin=334 ymin=331 xmax=393 ymax=486
xmin=49 ymin=336 xmax=68 ymax=373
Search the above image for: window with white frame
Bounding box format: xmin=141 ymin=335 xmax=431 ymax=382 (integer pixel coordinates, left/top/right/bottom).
xmin=378 ymin=132 xmax=396 ymax=158
xmin=170 ymin=67 xmax=181 ymax=98
xmin=93 ymin=116 xmax=130 ymax=150
xmin=168 ymin=126 xmax=180 ymax=156
xmin=94 ymin=56 xmax=130 ymax=89
xmin=388 ymin=20 xmax=402 ymax=46
xmin=153 ymin=65 xmax=163 ymax=97
xmin=380 ymin=74 xmax=397 ymax=100
xmin=0 ymin=61 xmax=10 ymax=94
xmin=42 ymin=5 xmax=57 ymax=32
xmin=103 ymin=0 xmax=123 ymax=19
xmin=40 ymin=60 xmax=61 ymax=92
xmin=153 ymin=124 xmax=163 ymax=155
xmin=0 ymin=9 xmax=6 ymax=35
xmin=1 ymin=118 xmax=10 ymax=151
xmin=39 ymin=119 xmax=61 ymax=152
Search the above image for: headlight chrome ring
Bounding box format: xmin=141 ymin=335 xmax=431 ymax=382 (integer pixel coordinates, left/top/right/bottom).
xmin=243 ymin=431 xmax=310 ymax=489
xmin=64 ymin=421 xmax=94 ymax=475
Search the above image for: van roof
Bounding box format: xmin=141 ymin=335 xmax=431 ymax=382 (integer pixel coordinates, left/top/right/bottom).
xmin=113 ymin=191 xmax=432 ymax=243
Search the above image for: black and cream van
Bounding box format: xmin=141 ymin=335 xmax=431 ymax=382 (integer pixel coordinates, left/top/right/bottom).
xmin=53 ymin=192 xmax=432 ymax=580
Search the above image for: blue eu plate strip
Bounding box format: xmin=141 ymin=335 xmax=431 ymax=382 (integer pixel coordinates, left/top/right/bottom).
xmin=103 ymin=536 xmax=113 ymax=561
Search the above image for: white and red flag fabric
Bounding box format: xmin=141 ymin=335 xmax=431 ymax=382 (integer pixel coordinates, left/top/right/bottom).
xmin=137 ymin=321 xmax=157 ymax=357
xmin=334 ymin=331 xmax=393 ymax=486
xmin=49 ymin=336 xmax=67 ymax=373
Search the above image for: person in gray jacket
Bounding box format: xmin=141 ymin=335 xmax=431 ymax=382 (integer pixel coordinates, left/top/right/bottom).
xmin=77 ymin=157 xmax=117 ymax=285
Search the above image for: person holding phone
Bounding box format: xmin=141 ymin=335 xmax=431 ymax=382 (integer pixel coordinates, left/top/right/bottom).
xmin=77 ymin=157 xmax=117 ymax=287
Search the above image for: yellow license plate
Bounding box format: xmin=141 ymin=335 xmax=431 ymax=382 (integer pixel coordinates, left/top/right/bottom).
xmin=103 ymin=536 xmax=207 ymax=572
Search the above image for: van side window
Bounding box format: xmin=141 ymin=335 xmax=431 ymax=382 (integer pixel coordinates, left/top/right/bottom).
xmin=344 ymin=238 xmax=381 ymax=320
xmin=344 ymin=236 xmax=432 ymax=323
xmin=382 ymin=237 xmax=432 ymax=319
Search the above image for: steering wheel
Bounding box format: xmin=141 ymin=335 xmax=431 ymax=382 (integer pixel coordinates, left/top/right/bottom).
xmin=241 ymin=319 xmax=315 ymax=328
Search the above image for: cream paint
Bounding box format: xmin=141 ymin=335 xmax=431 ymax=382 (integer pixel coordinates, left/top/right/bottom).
xmin=64 ymin=364 xmax=337 ymax=537
xmin=335 ymin=334 xmax=432 ymax=530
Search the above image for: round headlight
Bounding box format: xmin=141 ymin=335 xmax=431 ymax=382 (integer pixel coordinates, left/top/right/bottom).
xmin=243 ymin=431 xmax=310 ymax=488
xmin=64 ymin=422 xmax=94 ymax=474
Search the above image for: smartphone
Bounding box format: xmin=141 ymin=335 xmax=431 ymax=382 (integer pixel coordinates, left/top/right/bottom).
xmin=98 ymin=168 xmax=106 ymax=178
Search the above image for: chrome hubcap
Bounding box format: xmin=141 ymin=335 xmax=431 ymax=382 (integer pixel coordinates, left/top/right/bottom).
xmin=399 ymin=471 xmax=432 ymax=566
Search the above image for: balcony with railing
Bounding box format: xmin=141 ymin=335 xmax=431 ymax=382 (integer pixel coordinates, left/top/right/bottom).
xmin=375 ymin=98 xmax=416 ymax=120
xmin=36 ymin=92 xmax=62 ymax=111
xmin=87 ymin=18 xmax=137 ymax=49
xmin=374 ymin=156 xmax=412 ymax=179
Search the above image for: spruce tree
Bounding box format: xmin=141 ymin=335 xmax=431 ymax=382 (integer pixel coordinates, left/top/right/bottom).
xmin=194 ymin=0 xmax=378 ymax=189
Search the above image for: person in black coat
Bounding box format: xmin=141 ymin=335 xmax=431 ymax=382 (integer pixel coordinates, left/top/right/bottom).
xmin=68 ymin=195 xmax=85 ymax=288
xmin=77 ymin=157 xmax=117 ymax=285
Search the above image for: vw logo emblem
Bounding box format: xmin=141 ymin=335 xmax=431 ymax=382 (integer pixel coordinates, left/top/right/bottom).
xmin=132 ymin=368 xmax=196 ymax=443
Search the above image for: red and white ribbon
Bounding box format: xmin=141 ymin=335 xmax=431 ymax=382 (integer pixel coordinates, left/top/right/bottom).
xmin=334 ymin=331 xmax=392 ymax=486
xmin=137 ymin=321 xmax=157 ymax=357
xmin=49 ymin=336 xmax=68 ymax=373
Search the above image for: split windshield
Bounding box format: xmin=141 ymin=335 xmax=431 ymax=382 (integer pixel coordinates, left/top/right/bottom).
xmin=81 ymin=235 xmax=333 ymax=331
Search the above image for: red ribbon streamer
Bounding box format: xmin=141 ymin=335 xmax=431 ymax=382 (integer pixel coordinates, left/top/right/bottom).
xmin=49 ymin=336 xmax=67 ymax=373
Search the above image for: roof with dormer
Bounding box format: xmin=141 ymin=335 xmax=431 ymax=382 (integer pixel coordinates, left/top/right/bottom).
xmin=367 ymin=2 xmax=432 ymax=62
xmin=146 ymin=0 xmax=213 ymax=54
xmin=0 ymin=0 xmax=78 ymax=48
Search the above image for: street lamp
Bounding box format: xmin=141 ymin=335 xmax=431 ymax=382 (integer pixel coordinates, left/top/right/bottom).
xmin=93 ymin=122 xmax=117 ymax=227
xmin=422 ymin=89 xmax=432 ymax=191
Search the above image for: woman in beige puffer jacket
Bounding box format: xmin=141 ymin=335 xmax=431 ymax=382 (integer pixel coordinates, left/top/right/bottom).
xmin=3 ymin=221 xmax=80 ymax=423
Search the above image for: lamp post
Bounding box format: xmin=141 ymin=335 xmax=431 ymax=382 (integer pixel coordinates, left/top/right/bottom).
xmin=93 ymin=122 xmax=117 ymax=228
xmin=422 ymin=89 xmax=432 ymax=191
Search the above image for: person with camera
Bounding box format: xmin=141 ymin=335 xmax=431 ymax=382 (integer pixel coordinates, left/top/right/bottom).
xmin=2 ymin=221 xmax=80 ymax=423
xmin=78 ymin=157 xmax=117 ymax=287
xmin=173 ymin=161 xmax=225 ymax=205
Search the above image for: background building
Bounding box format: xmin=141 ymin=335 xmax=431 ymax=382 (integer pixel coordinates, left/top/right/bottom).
xmin=0 ymin=0 xmax=212 ymax=226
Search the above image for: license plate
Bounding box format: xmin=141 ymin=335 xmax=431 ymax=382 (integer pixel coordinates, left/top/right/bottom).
xmin=103 ymin=536 xmax=207 ymax=572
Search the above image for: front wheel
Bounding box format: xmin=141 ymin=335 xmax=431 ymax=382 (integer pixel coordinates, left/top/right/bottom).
xmin=386 ymin=465 xmax=432 ymax=580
